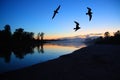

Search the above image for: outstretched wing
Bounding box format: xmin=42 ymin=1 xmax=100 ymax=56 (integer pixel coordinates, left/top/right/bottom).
xmin=56 ymin=5 xmax=61 ymax=11
xmin=52 ymin=12 xmax=56 ymax=19
xmin=74 ymin=21 xmax=79 ymax=26
xmin=87 ymin=7 xmax=91 ymax=12
xmin=89 ymin=14 xmax=92 ymax=21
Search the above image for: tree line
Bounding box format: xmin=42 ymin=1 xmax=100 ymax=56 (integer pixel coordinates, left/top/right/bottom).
xmin=95 ymin=30 xmax=120 ymax=44
xmin=0 ymin=24 xmax=44 ymax=46
xmin=0 ymin=24 xmax=45 ymax=63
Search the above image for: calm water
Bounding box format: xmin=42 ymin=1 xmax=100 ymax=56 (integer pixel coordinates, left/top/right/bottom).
xmin=0 ymin=42 xmax=86 ymax=73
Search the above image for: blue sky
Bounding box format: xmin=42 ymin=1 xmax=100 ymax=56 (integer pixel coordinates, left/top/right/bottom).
xmin=0 ymin=0 xmax=120 ymax=39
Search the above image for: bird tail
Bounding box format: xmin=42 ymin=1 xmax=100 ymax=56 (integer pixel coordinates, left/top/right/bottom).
xmin=73 ymin=28 xmax=77 ymax=31
xmin=73 ymin=28 xmax=76 ymax=30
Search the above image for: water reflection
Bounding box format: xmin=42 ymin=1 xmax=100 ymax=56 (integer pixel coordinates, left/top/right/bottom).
xmin=36 ymin=43 xmax=44 ymax=53
xmin=0 ymin=47 xmax=11 ymax=63
xmin=0 ymin=42 xmax=86 ymax=73
xmin=0 ymin=43 xmax=44 ymax=63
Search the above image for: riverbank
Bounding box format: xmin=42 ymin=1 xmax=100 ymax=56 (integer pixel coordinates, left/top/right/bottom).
xmin=1 ymin=44 xmax=120 ymax=80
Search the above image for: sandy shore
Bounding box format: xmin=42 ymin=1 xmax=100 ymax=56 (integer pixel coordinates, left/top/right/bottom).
xmin=1 ymin=44 xmax=120 ymax=80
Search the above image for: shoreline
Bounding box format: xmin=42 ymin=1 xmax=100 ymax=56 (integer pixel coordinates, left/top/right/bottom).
xmin=1 ymin=44 xmax=120 ymax=80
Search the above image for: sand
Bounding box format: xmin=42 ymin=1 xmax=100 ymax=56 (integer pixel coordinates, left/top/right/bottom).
xmin=0 ymin=44 xmax=120 ymax=80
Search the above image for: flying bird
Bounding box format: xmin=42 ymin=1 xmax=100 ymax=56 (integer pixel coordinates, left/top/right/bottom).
xmin=86 ymin=7 xmax=92 ymax=21
xmin=52 ymin=5 xmax=61 ymax=19
xmin=74 ymin=21 xmax=80 ymax=31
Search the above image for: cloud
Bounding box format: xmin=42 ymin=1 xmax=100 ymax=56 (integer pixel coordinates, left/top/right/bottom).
xmin=88 ymin=33 xmax=103 ymax=36
xmin=72 ymin=33 xmax=103 ymax=38
xmin=85 ymin=33 xmax=103 ymax=37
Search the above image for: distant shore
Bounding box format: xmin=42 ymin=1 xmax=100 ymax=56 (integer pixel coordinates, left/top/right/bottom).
xmin=1 ymin=44 xmax=120 ymax=80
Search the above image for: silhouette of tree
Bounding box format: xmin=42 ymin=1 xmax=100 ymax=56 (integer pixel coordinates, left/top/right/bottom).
xmin=0 ymin=25 xmax=12 ymax=45
xmin=12 ymin=28 xmax=24 ymax=41
xmin=37 ymin=32 xmax=40 ymax=40
xmin=113 ymin=30 xmax=120 ymax=44
xmin=36 ymin=32 xmax=45 ymax=43
xmin=0 ymin=24 xmax=47 ymax=63
xmin=40 ymin=32 xmax=44 ymax=41
xmin=12 ymin=28 xmax=35 ymax=44
xmin=22 ymin=32 xmax=34 ymax=41
xmin=16 ymin=28 xmax=24 ymax=33
xmin=4 ymin=24 xmax=11 ymax=32
xmin=104 ymin=32 xmax=110 ymax=38
xmin=114 ymin=30 xmax=120 ymax=37
xmin=95 ymin=30 xmax=120 ymax=44
xmin=0 ymin=30 xmax=3 ymax=42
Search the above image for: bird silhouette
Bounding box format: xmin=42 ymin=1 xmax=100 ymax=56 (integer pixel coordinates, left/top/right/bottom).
xmin=74 ymin=21 xmax=80 ymax=31
xmin=86 ymin=7 xmax=92 ymax=21
xmin=52 ymin=5 xmax=61 ymax=19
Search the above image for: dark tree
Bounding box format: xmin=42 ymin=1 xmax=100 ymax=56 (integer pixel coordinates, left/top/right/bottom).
xmin=104 ymin=31 xmax=110 ymax=38
xmin=37 ymin=32 xmax=40 ymax=40
xmin=40 ymin=32 xmax=44 ymax=41
xmin=4 ymin=24 xmax=11 ymax=32
xmin=0 ymin=25 xmax=12 ymax=44
xmin=114 ymin=30 xmax=120 ymax=37
xmin=12 ymin=28 xmax=24 ymax=41
xmin=95 ymin=30 xmax=120 ymax=44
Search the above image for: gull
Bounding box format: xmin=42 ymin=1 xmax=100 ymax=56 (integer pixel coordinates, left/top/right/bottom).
xmin=74 ymin=21 xmax=80 ymax=31
xmin=86 ymin=7 xmax=92 ymax=21
xmin=52 ymin=5 xmax=61 ymax=19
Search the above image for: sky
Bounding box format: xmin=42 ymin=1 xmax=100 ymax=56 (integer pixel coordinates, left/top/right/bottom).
xmin=0 ymin=0 xmax=120 ymax=39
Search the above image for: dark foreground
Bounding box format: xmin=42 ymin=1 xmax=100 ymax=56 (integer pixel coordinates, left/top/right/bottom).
xmin=0 ymin=44 xmax=120 ymax=80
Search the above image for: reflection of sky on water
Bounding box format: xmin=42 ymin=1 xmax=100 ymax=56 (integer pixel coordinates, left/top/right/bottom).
xmin=0 ymin=43 xmax=86 ymax=73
